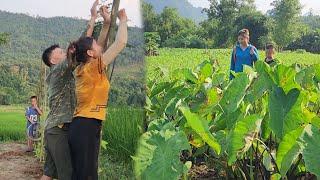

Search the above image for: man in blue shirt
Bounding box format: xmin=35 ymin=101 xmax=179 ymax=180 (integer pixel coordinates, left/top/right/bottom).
xmin=230 ymin=29 xmax=259 ymax=79
xmin=25 ymin=96 xmax=42 ymax=152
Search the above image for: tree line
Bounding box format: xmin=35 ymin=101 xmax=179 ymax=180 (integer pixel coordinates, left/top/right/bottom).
xmin=143 ymin=0 xmax=320 ymax=53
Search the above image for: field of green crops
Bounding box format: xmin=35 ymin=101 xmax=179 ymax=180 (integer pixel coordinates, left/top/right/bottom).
xmin=146 ymin=48 xmax=320 ymax=79
xmin=0 ymin=105 xmax=26 ymax=142
xmin=136 ymin=48 xmax=320 ymax=179
xmin=0 ymin=105 xmax=144 ymax=179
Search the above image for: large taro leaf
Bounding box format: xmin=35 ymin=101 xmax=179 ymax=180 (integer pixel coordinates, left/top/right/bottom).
xmin=212 ymin=109 xmax=242 ymax=131
xmin=215 ymin=130 xmax=227 ymax=154
xmin=225 ymin=109 xmax=243 ymax=130
xmin=147 ymin=119 xmax=168 ymax=131
xmin=276 ymin=127 xmax=304 ymax=177
xmin=226 ymin=114 xmax=262 ymax=165
xmin=298 ymin=124 xmax=320 ymax=177
xmin=269 ymin=87 xmax=308 ymax=139
xmin=179 ymin=106 xmax=221 ymax=155
xmin=150 ymin=81 xmax=176 ymax=98
xmin=271 ymin=64 xmax=300 ymax=93
xmin=211 ymin=73 xmax=227 ymax=87
xmin=219 ymin=73 xmax=250 ymax=114
xmin=133 ymin=125 xmax=190 ymax=180
xmin=206 ymin=87 xmax=220 ymax=107
xmin=245 ymin=61 xmax=275 ymax=103
xmin=173 ymin=68 xmax=198 ymax=84
xmin=151 ymin=83 xmax=191 ymax=117
xmin=195 ymin=60 xmax=213 ymax=77
xmin=261 ymin=112 xmax=272 ymax=140
xmin=163 ymin=85 xmax=191 ymax=116
xmin=295 ymin=66 xmax=316 ymax=91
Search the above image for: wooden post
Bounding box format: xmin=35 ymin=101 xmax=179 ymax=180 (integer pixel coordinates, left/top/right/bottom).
xmin=36 ymin=59 xmax=47 ymax=161
xmin=38 ymin=59 xmax=46 ymax=113
xmin=106 ymin=0 xmax=120 ymax=81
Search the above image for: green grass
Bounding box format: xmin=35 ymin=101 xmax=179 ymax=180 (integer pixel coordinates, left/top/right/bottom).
xmin=146 ymin=48 xmax=320 ymax=79
xmin=99 ymin=153 xmax=135 ymax=180
xmin=99 ymin=106 xmax=145 ymax=179
xmin=0 ymin=111 xmax=26 ymax=142
xmin=98 ymin=106 xmax=145 ymax=179
xmin=102 ymin=106 xmax=145 ymax=161
xmin=0 ymin=105 xmax=26 ymax=113
xmin=0 ymin=105 xmax=27 ymax=142
xmin=0 ymin=105 xmax=144 ymax=179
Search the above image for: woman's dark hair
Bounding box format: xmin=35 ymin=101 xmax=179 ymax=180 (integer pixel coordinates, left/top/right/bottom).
xmin=238 ymin=29 xmax=250 ymax=37
xmin=70 ymin=37 xmax=94 ymax=63
xmin=42 ymin=44 xmax=60 ymax=67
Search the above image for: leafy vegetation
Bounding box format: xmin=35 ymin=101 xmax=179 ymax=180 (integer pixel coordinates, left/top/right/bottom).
xmin=0 ymin=32 xmax=9 ymax=46
xmin=287 ymin=29 xmax=320 ymax=54
xmin=133 ymin=48 xmax=320 ymax=179
xmin=146 ymin=48 xmax=320 ymax=79
xmin=144 ymin=32 xmax=160 ymax=56
xmin=270 ymin=0 xmax=304 ymax=50
xmin=142 ymin=0 xmax=320 ymax=52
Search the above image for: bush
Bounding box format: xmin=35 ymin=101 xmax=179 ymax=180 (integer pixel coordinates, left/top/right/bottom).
xmin=287 ymin=31 xmax=320 ymax=53
xmin=144 ymin=32 xmax=160 ymax=56
xmin=0 ymin=92 xmax=11 ymax=105
xmin=295 ymin=49 xmax=307 ymax=54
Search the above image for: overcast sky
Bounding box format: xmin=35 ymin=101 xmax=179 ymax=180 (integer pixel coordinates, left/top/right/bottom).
xmin=0 ymin=0 xmax=142 ymax=27
xmin=1 ymin=0 xmax=319 ymax=27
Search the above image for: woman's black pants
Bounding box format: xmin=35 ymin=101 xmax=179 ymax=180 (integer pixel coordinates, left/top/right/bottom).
xmin=69 ymin=117 xmax=102 ymax=180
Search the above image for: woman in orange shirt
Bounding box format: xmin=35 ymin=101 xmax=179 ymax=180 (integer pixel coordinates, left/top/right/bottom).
xmin=68 ymin=7 xmax=127 ymax=180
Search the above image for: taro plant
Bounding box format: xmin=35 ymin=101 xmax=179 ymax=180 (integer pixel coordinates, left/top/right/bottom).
xmin=133 ymin=59 xmax=320 ymax=180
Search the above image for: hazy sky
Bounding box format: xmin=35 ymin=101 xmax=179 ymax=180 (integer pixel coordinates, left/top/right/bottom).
xmin=188 ymin=0 xmax=320 ymax=15
xmin=0 ymin=0 xmax=142 ymax=27
xmin=1 ymin=0 xmax=319 ymax=27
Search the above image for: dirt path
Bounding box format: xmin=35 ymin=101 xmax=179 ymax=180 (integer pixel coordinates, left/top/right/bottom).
xmin=0 ymin=142 xmax=42 ymax=180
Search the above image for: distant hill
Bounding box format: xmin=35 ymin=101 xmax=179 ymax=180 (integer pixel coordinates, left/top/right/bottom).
xmin=0 ymin=10 xmax=143 ymax=64
xmin=0 ymin=11 xmax=145 ymax=106
xmin=0 ymin=11 xmax=87 ymax=63
xmin=143 ymin=0 xmax=207 ymax=23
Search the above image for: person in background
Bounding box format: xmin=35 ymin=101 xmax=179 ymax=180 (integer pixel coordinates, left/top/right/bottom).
xmin=230 ymin=29 xmax=259 ymax=79
xmin=265 ymin=43 xmax=278 ymax=66
xmin=25 ymin=96 xmax=42 ymax=152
